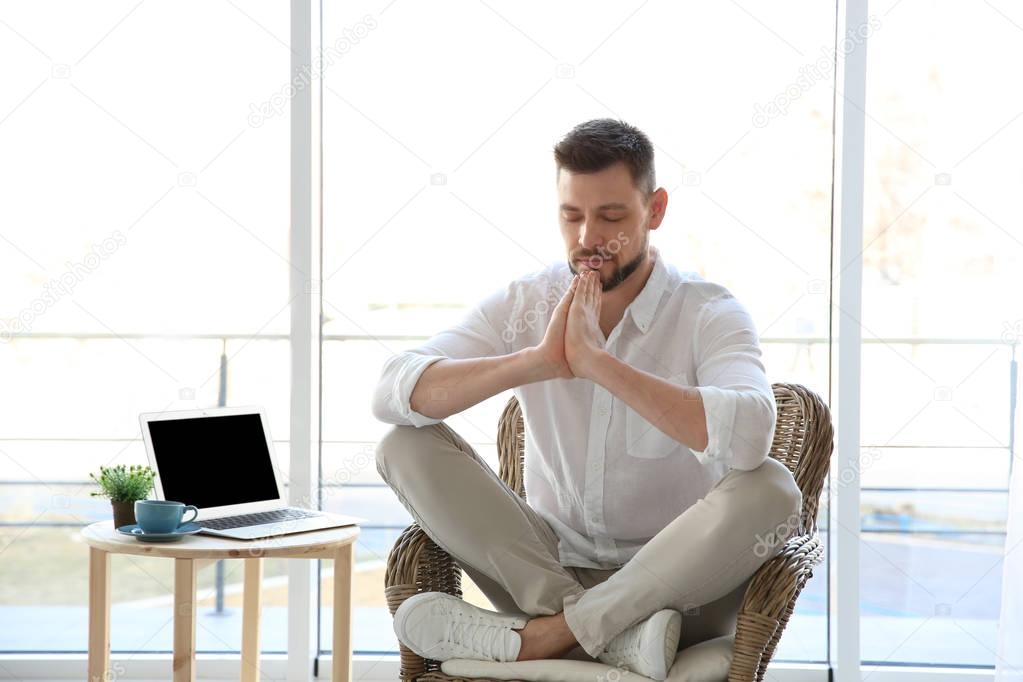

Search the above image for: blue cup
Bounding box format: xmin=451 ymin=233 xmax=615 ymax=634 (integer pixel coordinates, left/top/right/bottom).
xmin=134 ymin=500 xmax=199 ymax=534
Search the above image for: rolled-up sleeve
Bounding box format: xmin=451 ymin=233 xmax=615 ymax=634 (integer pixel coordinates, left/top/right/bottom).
xmin=370 ymin=286 xmax=511 ymax=426
xmin=689 ymin=292 xmax=776 ymax=472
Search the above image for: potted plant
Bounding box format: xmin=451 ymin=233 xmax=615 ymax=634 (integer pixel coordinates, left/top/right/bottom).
xmin=90 ymin=464 xmax=157 ymax=528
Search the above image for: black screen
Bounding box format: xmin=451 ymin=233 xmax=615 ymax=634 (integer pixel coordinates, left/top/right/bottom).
xmin=148 ymin=413 xmax=281 ymax=509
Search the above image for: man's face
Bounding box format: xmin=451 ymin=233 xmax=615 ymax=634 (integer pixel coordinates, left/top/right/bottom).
xmin=557 ymin=161 xmax=665 ymax=292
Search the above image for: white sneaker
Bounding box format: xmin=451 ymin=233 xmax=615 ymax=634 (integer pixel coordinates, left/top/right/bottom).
xmin=393 ymin=592 xmax=527 ymax=663
xmin=597 ymin=609 xmax=682 ymax=681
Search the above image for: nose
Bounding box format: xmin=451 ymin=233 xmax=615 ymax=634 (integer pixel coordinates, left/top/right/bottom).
xmin=579 ymin=221 xmax=604 ymax=253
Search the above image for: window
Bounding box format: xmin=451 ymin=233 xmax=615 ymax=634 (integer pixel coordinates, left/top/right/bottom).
xmin=0 ymin=0 xmax=291 ymax=654
xmin=858 ymin=0 xmax=1023 ymax=666
xmin=4 ymin=0 xmax=1014 ymax=674
xmin=320 ymin=0 xmax=836 ymax=660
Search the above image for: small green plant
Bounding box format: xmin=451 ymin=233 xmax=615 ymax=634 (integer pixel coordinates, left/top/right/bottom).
xmin=89 ymin=464 xmax=157 ymax=503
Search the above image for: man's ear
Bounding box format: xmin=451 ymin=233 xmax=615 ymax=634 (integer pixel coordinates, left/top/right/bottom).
xmin=647 ymin=188 xmax=668 ymax=231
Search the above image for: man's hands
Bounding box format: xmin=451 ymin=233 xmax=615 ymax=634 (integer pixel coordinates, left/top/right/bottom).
xmin=407 ymin=272 xmax=610 ymax=422
xmin=532 ymin=270 xmax=609 ymax=381
xmin=564 ymin=270 xmax=607 ymax=378
xmin=534 ymin=274 xmax=578 ymax=380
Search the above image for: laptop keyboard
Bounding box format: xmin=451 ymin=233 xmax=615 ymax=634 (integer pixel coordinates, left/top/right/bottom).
xmin=200 ymin=508 xmax=321 ymax=531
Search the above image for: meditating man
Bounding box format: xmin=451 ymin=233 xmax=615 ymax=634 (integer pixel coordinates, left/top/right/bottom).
xmin=372 ymin=118 xmax=802 ymax=680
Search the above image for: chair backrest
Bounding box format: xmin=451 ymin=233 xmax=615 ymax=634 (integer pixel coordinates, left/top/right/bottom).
xmin=495 ymin=382 xmax=833 ymax=536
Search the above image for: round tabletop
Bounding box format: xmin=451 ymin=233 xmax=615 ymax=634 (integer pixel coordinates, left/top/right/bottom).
xmin=81 ymin=520 xmax=360 ymax=559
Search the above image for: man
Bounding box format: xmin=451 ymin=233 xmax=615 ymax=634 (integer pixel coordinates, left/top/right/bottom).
xmin=372 ymin=118 xmax=802 ymax=680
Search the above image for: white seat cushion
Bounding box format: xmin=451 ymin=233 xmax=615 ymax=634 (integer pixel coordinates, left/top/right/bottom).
xmin=441 ymin=634 xmax=734 ymax=682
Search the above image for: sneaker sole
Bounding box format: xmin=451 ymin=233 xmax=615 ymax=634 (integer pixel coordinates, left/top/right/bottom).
xmin=599 ymin=609 xmax=683 ymax=681
xmin=641 ymin=609 xmax=682 ymax=680
xmin=660 ymin=610 xmax=682 ymax=678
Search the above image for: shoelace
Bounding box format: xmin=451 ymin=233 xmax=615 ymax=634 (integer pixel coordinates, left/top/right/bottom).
xmin=604 ymin=623 xmax=642 ymax=658
xmin=441 ymin=619 xmax=514 ymax=661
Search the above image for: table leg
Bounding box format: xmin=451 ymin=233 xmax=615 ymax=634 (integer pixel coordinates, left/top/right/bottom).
xmin=332 ymin=543 xmax=354 ymax=682
xmin=88 ymin=547 xmax=110 ymax=682
xmin=173 ymin=558 xmax=197 ymax=682
xmin=240 ymin=557 xmax=263 ymax=682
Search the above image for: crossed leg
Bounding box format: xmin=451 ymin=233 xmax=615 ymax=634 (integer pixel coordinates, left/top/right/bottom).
xmin=376 ymin=421 xmax=586 ymax=659
xmin=376 ymin=422 xmax=801 ymax=660
xmin=562 ymin=457 xmax=802 ymax=656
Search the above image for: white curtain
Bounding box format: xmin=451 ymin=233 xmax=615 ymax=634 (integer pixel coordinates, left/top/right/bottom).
xmin=996 ymin=351 xmax=1023 ymax=681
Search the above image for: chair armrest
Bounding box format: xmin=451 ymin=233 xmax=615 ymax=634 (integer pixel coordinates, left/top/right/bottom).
xmin=385 ymin=522 xmax=464 ymax=681
xmin=728 ymin=531 xmax=823 ymax=682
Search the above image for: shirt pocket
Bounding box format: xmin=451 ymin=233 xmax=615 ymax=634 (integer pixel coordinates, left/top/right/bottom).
xmin=624 ymin=371 xmax=688 ymax=459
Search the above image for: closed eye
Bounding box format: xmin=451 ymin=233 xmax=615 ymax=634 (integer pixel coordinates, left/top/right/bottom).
xmin=561 ymin=215 xmax=623 ymax=222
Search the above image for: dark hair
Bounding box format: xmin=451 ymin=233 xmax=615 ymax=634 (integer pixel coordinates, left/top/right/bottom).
xmin=553 ymin=118 xmax=656 ymax=198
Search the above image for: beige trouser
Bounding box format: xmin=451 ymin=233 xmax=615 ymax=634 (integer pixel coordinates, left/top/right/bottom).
xmin=375 ymin=421 xmax=802 ymax=658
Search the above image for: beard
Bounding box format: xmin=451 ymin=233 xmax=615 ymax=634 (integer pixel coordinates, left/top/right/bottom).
xmin=568 ymin=230 xmax=649 ymax=292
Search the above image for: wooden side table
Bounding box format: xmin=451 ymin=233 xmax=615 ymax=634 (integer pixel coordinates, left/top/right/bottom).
xmin=81 ymin=521 xmax=361 ymax=682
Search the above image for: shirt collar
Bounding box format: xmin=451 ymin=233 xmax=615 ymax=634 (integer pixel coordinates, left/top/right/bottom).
xmin=626 ymin=245 xmax=668 ymax=334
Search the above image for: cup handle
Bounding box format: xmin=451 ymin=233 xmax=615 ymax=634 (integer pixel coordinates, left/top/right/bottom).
xmin=182 ymin=505 xmax=199 ymax=524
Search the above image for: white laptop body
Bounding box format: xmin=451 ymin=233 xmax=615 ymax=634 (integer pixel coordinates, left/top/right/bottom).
xmin=139 ymin=405 xmax=364 ymax=540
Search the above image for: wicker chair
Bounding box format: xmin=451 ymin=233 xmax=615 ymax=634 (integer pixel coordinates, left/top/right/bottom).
xmin=384 ymin=382 xmax=833 ymax=682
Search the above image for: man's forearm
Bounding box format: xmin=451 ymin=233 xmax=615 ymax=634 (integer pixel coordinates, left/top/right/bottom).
xmin=409 ymin=348 xmax=556 ymax=420
xmin=584 ymin=351 xmax=709 ymax=451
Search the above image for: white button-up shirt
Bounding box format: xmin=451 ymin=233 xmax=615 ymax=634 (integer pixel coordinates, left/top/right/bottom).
xmin=372 ymin=245 xmax=777 ymax=569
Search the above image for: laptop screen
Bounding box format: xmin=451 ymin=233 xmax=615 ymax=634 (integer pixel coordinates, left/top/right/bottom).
xmin=147 ymin=412 xmax=281 ymax=510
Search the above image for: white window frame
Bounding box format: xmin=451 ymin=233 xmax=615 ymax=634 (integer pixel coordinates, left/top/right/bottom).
xmin=287 ymin=0 xmax=323 ymax=678
xmin=830 ymin=0 xmax=867 ymax=680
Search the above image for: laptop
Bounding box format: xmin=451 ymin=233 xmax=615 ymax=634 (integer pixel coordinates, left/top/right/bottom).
xmin=139 ymin=405 xmax=364 ymax=539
